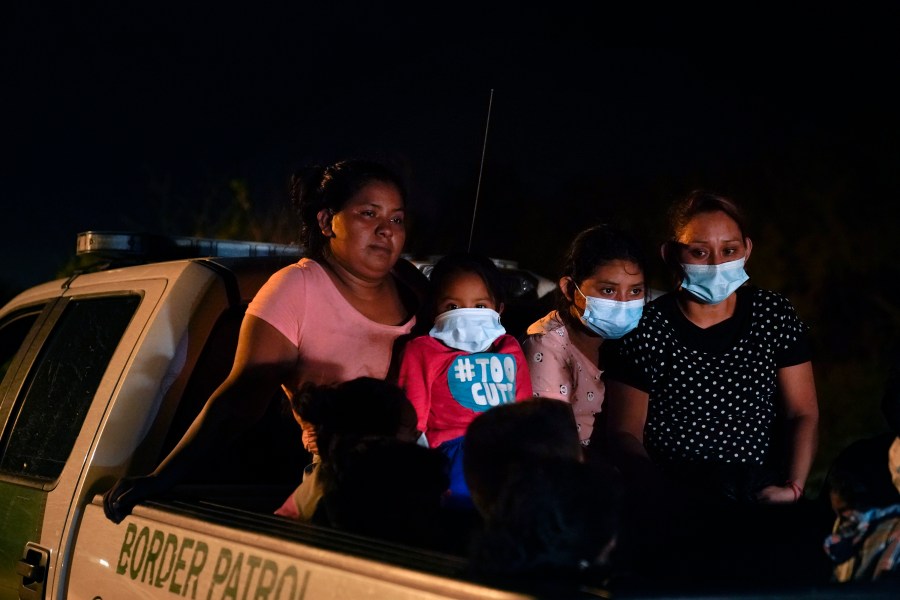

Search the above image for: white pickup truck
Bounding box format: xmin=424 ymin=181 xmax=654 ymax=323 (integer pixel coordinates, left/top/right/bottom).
xmin=0 ymin=232 xmax=556 ymax=600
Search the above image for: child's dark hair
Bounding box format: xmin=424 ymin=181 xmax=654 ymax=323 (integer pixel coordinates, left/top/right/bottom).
xmin=291 ymin=376 xmax=415 ymax=462
xmin=469 ymin=457 xmax=623 ymax=581
xmin=463 ymin=397 xmax=582 ymax=516
xmin=315 ymin=437 xmax=450 ymax=548
xmin=428 ymin=251 xmax=506 ymax=312
xmin=825 ymin=435 xmax=900 ymax=513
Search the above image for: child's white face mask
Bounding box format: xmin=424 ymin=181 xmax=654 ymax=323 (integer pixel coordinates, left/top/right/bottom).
xmin=429 ymin=308 xmax=505 ymax=353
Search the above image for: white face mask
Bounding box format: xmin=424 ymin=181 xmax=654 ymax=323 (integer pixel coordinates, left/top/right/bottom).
xmin=680 ymin=257 xmax=749 ymax=304
xmin=575 ymin=285 xmax=644 ymax=339
xmin=429 ymin=308 xmax=505 ymax=353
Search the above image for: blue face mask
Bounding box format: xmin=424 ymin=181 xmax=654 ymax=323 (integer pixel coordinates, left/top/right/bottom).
xmin=429 ymin=308 xmax=506 ymax=353
xmin=680 ymin=257 xmax=749 ymax=304
xmin=575 ymin=285 xmax=644 ymax=339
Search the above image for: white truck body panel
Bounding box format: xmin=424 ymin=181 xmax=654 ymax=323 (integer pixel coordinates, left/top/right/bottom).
xmin=69 ymin=498 xmax=527 ymax=600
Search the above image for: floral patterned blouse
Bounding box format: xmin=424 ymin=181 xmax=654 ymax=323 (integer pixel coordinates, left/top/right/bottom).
xmin=523 ymin=311 xmax=604 ymax=446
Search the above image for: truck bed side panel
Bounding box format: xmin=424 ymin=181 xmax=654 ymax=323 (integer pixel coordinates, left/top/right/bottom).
xmin=69 ymin=498 xmax=527 ymax=600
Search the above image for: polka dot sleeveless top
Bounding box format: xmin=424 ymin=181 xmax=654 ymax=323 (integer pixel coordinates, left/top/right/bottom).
xmin=604 ymin=286 xmax=810 ymax=469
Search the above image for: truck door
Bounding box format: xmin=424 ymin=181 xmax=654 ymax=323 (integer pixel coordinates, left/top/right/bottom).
xmin=0 ymin=300 xmax=56 ymax=600
xmin=0 ymin=280 xmax=165 ymax=600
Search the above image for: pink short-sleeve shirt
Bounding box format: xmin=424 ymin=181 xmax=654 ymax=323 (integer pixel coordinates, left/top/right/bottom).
xmin=246 ymin=258 xmax=416 ymax=391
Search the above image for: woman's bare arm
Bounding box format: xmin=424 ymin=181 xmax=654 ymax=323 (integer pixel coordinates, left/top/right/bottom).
xmin=757 ymin=361 xmax=819 ymax=503
xmin=104 ymin=315 xmax=297 ymax=522
xmin=604 ymin=379 xmax=655 ymax=480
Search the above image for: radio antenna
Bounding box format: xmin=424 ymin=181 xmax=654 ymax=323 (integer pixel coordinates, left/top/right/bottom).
xmin=468 ymin=89 xmax=494 ymax=252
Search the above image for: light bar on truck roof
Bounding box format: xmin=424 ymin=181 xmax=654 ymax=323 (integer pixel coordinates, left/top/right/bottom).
xmin=76 ymin=231 xmax=303 ymax=261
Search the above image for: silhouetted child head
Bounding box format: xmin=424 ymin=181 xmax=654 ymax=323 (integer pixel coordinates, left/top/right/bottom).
xmin=826 ymin=436 xmax=900 ymax=515
xmin=469 ymin=457 xmax=623 ymax=585
xmin=315 ymin=436 xmax=450 ymax=548
xmin=463 ymin=397 xmax=583 ymax=517
xmin=290 ymin=376 xmax=417 ymax=461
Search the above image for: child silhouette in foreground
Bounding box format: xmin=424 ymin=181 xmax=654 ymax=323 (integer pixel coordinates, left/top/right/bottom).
xmin=314 ymin=435 xmax=449 ymax=549
xmin=274 ymin=377 xmax=418 ymax=520
xmin=462 ymin=398 xmax=622 ymax=591
xmin=823 ymin=347 xmax=900 ymax=582
xmin=463 ymin=397 xmax=585 ymax=517
xmin=397 ymin=252 xmax=533 ymax=508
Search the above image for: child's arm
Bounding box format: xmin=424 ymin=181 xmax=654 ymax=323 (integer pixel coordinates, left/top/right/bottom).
xmin=395 ymin=338 xmax=433 ymax=439
xmin=505 ymin=335 xmax=534 ymax=400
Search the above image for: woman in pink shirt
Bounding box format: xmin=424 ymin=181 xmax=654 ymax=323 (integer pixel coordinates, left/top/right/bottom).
xmin=104 ymin=158 xmax=426 ymax=523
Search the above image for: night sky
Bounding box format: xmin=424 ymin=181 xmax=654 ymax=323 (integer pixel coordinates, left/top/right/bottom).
xmin=3 ymin=4 xmax=899 ymax=294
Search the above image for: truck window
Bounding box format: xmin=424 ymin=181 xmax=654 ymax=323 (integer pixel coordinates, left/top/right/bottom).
xmin=0 ymin=295 xmax=139 ymax=482
xmin=0 ymin=304 xmax=45 ymax=384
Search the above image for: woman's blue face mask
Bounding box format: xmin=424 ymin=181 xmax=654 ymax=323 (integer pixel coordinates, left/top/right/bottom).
xmin=680 ymin=257 xmax=749 ymax=304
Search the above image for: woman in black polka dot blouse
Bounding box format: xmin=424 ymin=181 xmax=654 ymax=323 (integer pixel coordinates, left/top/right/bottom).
xmin=601 ymin=190 xmax=819 ymax=505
